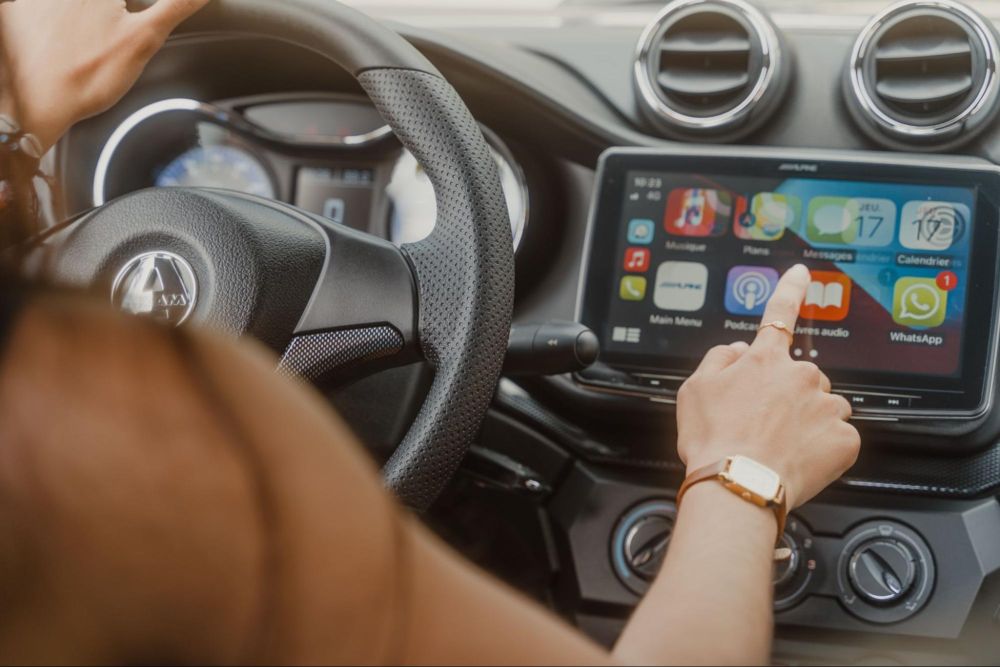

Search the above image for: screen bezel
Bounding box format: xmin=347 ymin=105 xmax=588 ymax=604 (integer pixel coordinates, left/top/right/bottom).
xmin=576 ymin=148 xmax=1000 ymax=420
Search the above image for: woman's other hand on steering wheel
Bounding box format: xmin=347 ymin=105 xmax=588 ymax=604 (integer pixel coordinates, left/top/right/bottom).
xmin=0 ymin=0 xmax=210 ymax=152
xmin=676 ymin=264 xmax=861 ymax=510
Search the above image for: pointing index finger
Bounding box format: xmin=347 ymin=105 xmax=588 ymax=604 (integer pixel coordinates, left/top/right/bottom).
xmin=753 ymin=264 xmax=811 ymax=350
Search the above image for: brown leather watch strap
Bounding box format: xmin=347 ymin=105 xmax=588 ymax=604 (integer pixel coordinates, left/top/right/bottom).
xmin=675 ymin=459 xmax=728 ymax=508
xmin=676 ymin=457 xmax=787 ymax=550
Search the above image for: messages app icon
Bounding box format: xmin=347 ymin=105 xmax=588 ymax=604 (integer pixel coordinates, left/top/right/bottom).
xmin=892 ymin=277 xmax=947 ymax=329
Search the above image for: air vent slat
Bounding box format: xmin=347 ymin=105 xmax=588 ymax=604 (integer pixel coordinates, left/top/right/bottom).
xmin=635 ymin=0 xmax=786 ymax=138
xmin=660 ymin=32 xmax=751 ymax=55
xmin=875 ymin=35 xmax=972 ymax=62
xmin=875 ymin=74 xmax=973 ymax=104
xmin=657 ymin=69 xmax=751 ymax=97
xmin=846 ymin=1 xmax=998 ymax=145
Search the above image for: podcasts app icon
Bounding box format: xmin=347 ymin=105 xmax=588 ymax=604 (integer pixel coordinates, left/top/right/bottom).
xmin=725 ymin=266 xmax=780 ymax=317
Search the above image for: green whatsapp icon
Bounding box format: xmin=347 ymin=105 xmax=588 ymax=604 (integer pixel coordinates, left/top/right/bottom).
xmin=892 ymin=277 xmax=947 ymax=329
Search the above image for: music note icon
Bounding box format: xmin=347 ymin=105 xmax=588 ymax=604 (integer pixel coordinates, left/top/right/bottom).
xmin=624 ymin=247 xmax=650 ymax=273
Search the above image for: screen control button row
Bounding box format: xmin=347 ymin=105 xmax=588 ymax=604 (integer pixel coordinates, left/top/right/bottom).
xmin=834 ymin=391 xmax=916 ymax=410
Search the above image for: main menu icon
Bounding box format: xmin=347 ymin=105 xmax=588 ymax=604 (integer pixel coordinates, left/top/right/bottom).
xmin=724 ymin=266 xmax=779 ymax=316
xmin=653 ymin=261 xmax=708 ymax=311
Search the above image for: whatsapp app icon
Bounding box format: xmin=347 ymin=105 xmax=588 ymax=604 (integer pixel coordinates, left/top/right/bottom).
xmin=892 ymin=277 xmax=947 ymax=329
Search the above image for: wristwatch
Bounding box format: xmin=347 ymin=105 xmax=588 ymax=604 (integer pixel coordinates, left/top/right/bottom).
xmin=676 ymin=455 xmax=788 ymax=547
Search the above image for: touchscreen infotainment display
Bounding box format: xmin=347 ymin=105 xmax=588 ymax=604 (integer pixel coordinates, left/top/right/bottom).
xmin=579 ymin=150 xmax=1000 ymax=418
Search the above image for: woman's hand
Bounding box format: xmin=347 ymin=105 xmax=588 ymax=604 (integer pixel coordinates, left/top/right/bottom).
xmin=0 ymin=0 xmax=210 ymax=151
xmin=676 ymin=264 xmax=861 ymax=509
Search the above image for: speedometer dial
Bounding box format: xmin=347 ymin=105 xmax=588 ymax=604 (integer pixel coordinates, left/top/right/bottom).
xmin=386 ymin=136 xmax=528 ymax=249
xmin=156 ymin=145 xmax=276 ymax=199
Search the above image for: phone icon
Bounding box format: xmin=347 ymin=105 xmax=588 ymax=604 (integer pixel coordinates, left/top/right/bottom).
xmin=892 ymin=277 xmax=947 ymax=329
xmin=619 ymin=275 xmax=648 ymax=301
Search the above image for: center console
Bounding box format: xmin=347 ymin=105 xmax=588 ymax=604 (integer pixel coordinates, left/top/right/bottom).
xmin=577 ymin=148 xmax=1000 ymax=433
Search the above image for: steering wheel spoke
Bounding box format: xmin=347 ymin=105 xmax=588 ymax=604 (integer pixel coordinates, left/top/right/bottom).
xmin=54 ymin=0 xmax=514 ymax=511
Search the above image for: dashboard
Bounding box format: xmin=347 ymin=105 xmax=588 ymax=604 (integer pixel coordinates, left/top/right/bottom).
xmin=58 ymin=0 xmax=1000 ymax=663
xmin=91 ymin=93 xmax=529 ymax=250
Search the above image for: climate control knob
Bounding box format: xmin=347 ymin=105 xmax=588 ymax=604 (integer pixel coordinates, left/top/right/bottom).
xmin=848 ymin=538 xmax=917 ymax=605
xmin=836 ymin=521 xmax=935 ymax=624
xmin=612 ymin=500 xmax=677 ymax=595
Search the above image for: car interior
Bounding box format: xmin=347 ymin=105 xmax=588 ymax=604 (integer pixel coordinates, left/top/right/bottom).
xmin=45 ymin=0 xmax=1000 ymax=663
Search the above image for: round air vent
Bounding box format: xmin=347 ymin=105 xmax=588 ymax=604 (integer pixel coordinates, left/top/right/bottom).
xmin=633 ymin=0 xmax=790 ymax=140
xmin=845 ymin=0 xmax=1000 ymax=149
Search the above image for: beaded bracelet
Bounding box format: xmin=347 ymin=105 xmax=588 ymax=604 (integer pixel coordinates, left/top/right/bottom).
xmin=0 ymin=114 xmax=43 ymax=168
xmin=0 ymin=115 xmax=42 ymax=238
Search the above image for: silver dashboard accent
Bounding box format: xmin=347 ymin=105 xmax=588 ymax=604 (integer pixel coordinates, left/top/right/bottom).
xmin=92 ymin=98 xmax=394 ymax=206
xmin=574 ymin=146 xmax=1000 ymax=423
xmin=632 ymin=0 xmax=784 ymax=136
xmin=386 ymin=125 xmax=529 ymax=251
xmin=111 ymin=251 xmax=198 ymax=326
xmin=846 ymin=0 xmax=1000 ymax=146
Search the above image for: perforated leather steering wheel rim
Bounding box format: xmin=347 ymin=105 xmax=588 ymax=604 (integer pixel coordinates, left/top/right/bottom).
xmin=178 ymin=0 xmax=516 ymax=511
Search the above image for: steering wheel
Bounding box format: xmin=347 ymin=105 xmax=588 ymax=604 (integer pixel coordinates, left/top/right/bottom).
xmin=51 ymin=0 xmax=515 ymax=511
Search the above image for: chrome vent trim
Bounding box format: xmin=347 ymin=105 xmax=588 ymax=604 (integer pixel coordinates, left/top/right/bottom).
xmin=633 ymin=0 xmax=788 ymax=139
xmin=846 ymin=0 xmax=1000 ymax=148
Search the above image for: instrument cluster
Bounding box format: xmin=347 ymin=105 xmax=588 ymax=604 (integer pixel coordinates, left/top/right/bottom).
xmin=94 ymin=93 xmax=529 ymax=250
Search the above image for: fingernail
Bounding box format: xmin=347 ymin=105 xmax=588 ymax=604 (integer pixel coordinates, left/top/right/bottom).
xmin=730 ymin=341 xmax=750 ymax=350
xmin=791 ymin=263 xmax=810 ymax=276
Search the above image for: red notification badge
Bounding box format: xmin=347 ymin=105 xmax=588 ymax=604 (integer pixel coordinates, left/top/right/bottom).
xmin=936 ymin=270 xmax=959 ymax=292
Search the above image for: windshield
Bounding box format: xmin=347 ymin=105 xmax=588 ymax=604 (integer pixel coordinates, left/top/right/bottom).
xmin=343 ymin=0 xmax=1000 ymax=16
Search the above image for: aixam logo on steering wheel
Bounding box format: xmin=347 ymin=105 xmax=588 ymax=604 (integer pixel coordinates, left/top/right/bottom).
xmin=111 ymin=251 xmax=198 ymax=326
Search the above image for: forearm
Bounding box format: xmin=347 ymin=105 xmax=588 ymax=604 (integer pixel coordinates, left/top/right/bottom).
xmin=613 ymin=482 xmax=777 ymax=666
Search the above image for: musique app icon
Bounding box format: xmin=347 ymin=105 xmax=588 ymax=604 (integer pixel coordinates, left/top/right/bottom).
xmin=663 ymin=188 xmax=732 ymax=237
xmin=624 ymin=247 xmax=650 ymax=273
xmin=800 ymin=271 xmax=851 ymax=321
xmin=724 ymin=266 xmax=779 ymax=316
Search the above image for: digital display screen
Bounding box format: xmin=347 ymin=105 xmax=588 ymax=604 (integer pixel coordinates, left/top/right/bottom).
xmin=295 ymin=166 xmax=376 ymax=231
xmin=579 ymin=152 xmax=1000 ymax=416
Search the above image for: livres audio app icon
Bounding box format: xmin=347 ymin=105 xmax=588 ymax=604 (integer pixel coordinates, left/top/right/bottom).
xmin=800 ymin=271 xmax=851 ymax=322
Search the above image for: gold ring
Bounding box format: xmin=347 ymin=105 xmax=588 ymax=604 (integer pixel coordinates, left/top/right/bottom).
xmin=758 ymin=320 xmax=794 ymax=344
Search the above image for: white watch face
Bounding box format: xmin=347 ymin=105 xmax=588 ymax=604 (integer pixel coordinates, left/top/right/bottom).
xmin=728 ymin=456 xmax=781 ymax=500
